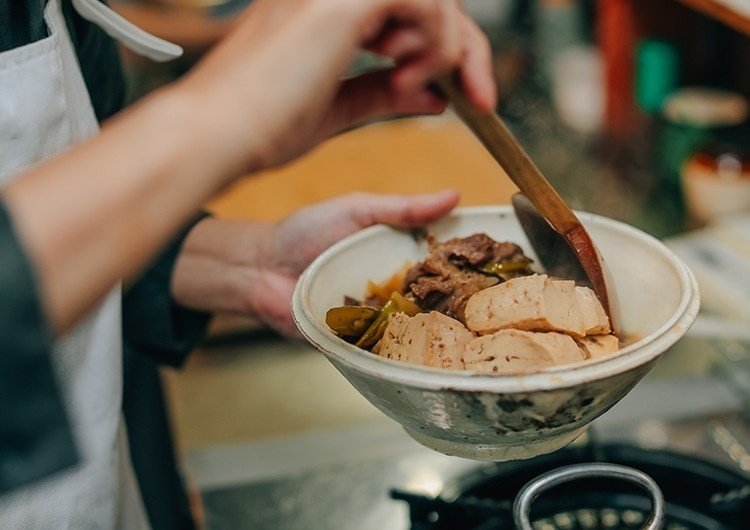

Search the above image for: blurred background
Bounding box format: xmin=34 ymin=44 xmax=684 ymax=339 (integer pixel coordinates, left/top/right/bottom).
xmin=112 ymin=1 xmax=750 ymax=528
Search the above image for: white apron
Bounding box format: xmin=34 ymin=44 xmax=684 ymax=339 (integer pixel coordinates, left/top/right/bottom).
xmin=0 ymin=1 xmax=181 ymax=527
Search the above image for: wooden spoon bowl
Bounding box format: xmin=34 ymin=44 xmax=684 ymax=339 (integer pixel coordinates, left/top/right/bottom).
xmin=435 ymin=74 xmax=617 ymax=330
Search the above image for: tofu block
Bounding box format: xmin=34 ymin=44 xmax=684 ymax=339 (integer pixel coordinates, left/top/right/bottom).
xmin=465 ymin=274 xmax=586 ymax=338
xmin=378 ymin=311 xmax=474 ymax=370
xmin=578 ymin=334 xmax=619 ymax=359
xmin=575 ymin=286 xmax=611 ymax=335
xmin=464 ymin=329 xmax=585 ymax=374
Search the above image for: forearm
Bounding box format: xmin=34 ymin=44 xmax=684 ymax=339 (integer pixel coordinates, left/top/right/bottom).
xmin=2 ymin=86 xmax=258 ymax=335
xmin=170 ymin=217 xmax=274 ymax=316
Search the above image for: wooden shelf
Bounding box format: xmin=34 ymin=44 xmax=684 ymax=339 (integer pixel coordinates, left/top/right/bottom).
xmin=675 ymin=0 xmax=750 ymax=36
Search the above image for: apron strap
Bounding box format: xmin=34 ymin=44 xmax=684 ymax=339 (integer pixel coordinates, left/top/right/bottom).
xmin=71 ymin=0 xmax=183 ymax=62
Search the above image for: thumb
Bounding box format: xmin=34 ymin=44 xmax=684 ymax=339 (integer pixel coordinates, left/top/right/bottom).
xmin=351 ymin=189 xmax=460 ymax=228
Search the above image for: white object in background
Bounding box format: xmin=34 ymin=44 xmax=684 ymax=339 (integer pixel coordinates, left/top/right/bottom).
xmin=715 ymin=0 xmax=750 ymax=17
xmin=682 ymin=151 xmax=750 ymax=224
xmin=663 ymin=87 xmax=748 ymax=128
xmin=552 ymin=46 xmax=605 ymax=134
xmin=666 ymin=214 xmax=750 ymax=323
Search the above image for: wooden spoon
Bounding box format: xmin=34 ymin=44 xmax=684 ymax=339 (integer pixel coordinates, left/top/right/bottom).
xmin=435 ymin=74 xmax=616 ymax=327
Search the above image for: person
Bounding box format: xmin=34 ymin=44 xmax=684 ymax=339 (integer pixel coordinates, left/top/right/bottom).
xmin=0 ymin=0 xmax=496 ymax=527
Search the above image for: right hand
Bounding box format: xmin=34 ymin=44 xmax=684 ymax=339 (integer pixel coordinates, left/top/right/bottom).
xmin=178 ymin=0 xmax=496 ymax=176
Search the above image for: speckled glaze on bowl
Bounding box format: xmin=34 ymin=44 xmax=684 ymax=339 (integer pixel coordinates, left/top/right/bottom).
xmin=292 ymin=207 xmax=699 ymax=461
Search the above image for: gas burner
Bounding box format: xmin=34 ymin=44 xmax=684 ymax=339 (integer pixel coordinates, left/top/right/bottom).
xmin=392 ymin=444 xmax=750 ymax=529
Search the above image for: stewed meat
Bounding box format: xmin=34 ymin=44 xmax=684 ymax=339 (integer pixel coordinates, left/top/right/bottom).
xmin=428 ymin=233 xmax=526 ymax=267
xmin=403 ymin=234 xmax=532 ymax=322
xmin=325 ymin=232 xmax=621 ymax=375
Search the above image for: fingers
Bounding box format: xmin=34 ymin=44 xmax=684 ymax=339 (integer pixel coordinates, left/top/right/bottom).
xmin=348 ymin=189 xmax=460 ymax=228
xmin=268 ymin=190 xmax=458 ymax=277
xmin=385 ymin=0 xmax=463 ymax=94
xmin=458 ymin=19 xmax=497 ymax=112
xmin=363 ymin=0 xmax=496 ymax=112
xmin=369 ymin=26 xmax=429 ymax=59
xmin=329 ymin=71 xmax=445 ymax=133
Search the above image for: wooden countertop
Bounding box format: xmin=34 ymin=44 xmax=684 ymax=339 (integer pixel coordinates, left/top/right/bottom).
xmin=207 ymin=114 xmax=518 ymax=221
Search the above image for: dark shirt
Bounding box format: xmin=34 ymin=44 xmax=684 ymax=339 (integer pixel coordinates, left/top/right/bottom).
xmin=0 ymin=1 xmax=209 ymax=527
xmin=0 ymin=204 xmax=76 ymax=493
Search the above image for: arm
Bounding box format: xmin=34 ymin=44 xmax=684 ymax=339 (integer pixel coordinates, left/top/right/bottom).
xmin=2 ymin=0 xmax=495 ymax=335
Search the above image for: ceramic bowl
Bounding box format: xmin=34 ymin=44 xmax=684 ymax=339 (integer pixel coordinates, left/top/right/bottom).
xmin=292 ymin=207 xmax=699 ymax=461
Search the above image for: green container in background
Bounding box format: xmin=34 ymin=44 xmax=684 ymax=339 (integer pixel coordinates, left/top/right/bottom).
xmin=636 ymin=39 xmax=680 ymax=114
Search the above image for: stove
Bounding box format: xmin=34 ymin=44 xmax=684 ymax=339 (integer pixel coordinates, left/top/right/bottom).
xmin=393 ymin=441 xmax=750 ymax=529
xmin=190 ymin=329 xmax=750 ymax=530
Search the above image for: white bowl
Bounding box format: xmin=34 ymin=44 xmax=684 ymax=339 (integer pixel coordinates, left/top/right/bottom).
xmin=292 ymin=207 xmax=699 ymax=461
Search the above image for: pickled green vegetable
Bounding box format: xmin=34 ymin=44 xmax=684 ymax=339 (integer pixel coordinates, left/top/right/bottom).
xmin=390 ymin=291 xmax=422 ymax=315
xmin=325 ymin=306 xmax=379 ymax=337
xmin=479 ymin=258 xmax=532 ymax=276
xmin=355 ymin=292 xmax=422 ymax=349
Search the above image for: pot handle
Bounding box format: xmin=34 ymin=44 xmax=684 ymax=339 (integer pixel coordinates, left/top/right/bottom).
xmin=512 ymin=463 xmax=665 ymax=530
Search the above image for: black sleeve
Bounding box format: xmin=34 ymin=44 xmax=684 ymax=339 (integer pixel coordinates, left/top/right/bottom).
xmin=0 ymin=201 xmax=77 ymax=494
xmin=122 ymin=213 xmax=212 ymax=368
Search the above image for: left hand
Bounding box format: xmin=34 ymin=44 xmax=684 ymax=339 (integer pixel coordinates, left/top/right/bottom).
xmin=171 ymin=190 xmax=459 ymax=336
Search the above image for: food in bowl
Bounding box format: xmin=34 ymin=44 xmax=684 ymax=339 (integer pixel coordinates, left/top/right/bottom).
xmin=294 ymin=206 xmax=699 ymax=461
xmin=326 ymin=233 xmax=618 ymax=374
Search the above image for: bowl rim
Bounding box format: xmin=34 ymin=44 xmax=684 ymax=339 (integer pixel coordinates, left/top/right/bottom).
xmin=292 ymin=206 xmax=700 ymax=392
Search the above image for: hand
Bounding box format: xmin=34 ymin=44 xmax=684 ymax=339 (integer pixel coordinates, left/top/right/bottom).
xmin=180 ymin=0 xmax=495 ymax=174
xmin=171 ymin=190 xmax=459 ymax=336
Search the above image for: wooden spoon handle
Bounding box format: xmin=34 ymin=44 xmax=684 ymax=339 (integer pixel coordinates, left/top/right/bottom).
xmin=435 ymin=74 xmax=580 ymax=236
